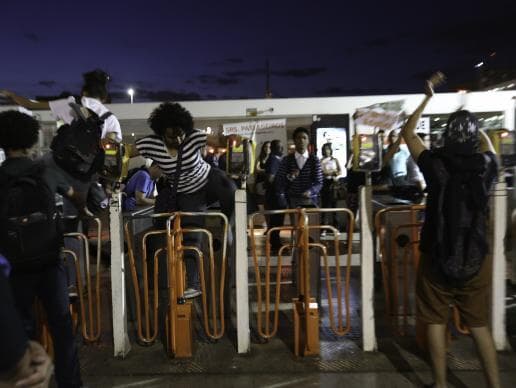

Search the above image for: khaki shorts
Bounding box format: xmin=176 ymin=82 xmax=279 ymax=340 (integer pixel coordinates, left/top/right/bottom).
xmin=416 ymin=253 xmax=491 ymax=327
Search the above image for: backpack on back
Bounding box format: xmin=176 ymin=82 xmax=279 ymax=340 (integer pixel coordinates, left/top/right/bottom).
xmin=51 ymin=103 xmax=111 ymax=182
xmin=0 ymin=163 xmax=63 ymax=272
xmin=433 ymin=153 xmax=490 ymax=283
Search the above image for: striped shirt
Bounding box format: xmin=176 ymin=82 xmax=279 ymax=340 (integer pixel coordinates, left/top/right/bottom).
xmin=135 ymin=130 xmax=211 ymax=193
xmin=275 ymin=153 xmax=323 ymax=200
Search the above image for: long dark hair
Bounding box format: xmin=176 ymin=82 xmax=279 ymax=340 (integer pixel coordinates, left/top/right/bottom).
xmin=258 ymin=141 xmax=271 ymax=162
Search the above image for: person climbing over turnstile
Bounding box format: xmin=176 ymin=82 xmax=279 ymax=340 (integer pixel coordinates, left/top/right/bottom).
xmin=126 ymin=102 xmax=236 ymax=299
xmin=400 ymin=73 xmax=501 ymax=388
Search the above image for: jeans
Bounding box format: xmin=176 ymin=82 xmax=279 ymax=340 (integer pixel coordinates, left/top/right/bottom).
xmin=10 ymin=263 xmax=82 ymax=388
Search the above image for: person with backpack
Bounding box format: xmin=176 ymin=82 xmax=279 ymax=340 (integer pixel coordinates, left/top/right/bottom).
xmin=0 ymin=111 xmax=83 ymax=388
xmin=400 ymin=73 xmax=501 ymax=388
xmin=1 ymin=69 xmax=121 ymax=295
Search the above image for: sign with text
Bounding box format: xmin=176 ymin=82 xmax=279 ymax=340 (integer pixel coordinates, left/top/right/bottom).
xmin=354 ymin=100 xmax=405 ymax=131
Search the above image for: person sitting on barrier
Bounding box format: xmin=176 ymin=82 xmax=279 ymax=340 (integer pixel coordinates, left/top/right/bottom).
xmin=320 ymin=143 xmax=342 ymax=233
xmin=122 ymin=160 xmax=162 ymax=211
xmin=0 ymin=111 xmax=83 ymax=387
xmin=400 ymin=73 xmax=501 ymax=388
xmin=275 ymin=127 xmax=323 ymax=209
xmin=264 ymin=139 xmax=284 ymax=251
xmin=127 ymin=102 xmax=236 ymax=298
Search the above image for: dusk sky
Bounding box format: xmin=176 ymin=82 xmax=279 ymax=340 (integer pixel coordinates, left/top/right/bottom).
xmin=2 ymin=0 xmax=515 ymax=102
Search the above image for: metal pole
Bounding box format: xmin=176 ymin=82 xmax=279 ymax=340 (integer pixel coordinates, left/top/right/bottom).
xmin=234 ymin=189 xmax=250 ymax=353
xmin=360 ymin=184 xmax=377 ymax=351
xmin=491 ymin=179 xmax=510 ymax=350
xmin=110 ymin=191 xmax=131 ymax=357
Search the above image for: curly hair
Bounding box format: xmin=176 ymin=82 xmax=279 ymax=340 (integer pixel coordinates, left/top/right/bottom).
xmin=0 ymin=110 xmax=40 ymax=151
xmin=147 ymin=102 xmax=194 ymax=137
xmin=81 ymin=69 xmax=109 ymax=101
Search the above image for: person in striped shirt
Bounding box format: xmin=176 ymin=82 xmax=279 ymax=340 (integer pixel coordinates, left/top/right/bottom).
xmin=128 ymin=102 xmax=236 ymax=298
xmin=275 ymin=127 xmax=323 ymax=209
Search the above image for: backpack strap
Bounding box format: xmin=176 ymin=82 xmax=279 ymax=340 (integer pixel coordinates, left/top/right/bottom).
xmin=99 ymin=111 xmax=113 ymax=121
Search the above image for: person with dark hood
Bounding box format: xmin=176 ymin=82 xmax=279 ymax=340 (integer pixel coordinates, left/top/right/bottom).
xmin=400 ymin=73 xmax=500 ymax=388
xmin=127 ymin=102 xmax=236 ymax=298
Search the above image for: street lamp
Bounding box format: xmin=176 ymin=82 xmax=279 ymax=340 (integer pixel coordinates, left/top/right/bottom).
xmin=127 ymin=88 xmax=134 ymax=104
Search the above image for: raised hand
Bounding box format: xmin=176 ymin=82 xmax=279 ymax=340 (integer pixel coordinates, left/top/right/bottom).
xmin=425 ymin=72 xmax=446 ymax=97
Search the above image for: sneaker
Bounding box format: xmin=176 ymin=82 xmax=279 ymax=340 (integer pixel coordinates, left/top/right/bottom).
xmin=68 ymin=285 xmax=78 ymax=300
xmin=184 ymin=288 xmax=202 ymax=299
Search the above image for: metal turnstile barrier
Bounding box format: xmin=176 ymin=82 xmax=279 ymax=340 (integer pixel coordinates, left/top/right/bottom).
xmin=250 ymin=207 xmax=355 ymax=356
xmin=125 ymin=211 xmax=229 ymax=358
xmin=62 ymin=217 xmax=103 ymax=343
xmin=375 ymin=205 xmax=470 ymax=338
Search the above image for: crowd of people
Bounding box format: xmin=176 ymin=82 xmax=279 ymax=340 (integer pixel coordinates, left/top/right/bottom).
xmin=0 ymin=70 xmax=503 ymax=388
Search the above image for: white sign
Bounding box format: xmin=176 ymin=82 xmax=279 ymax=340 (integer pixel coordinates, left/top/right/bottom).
xmin=416 ymin=117 xmax=431 ymax=134
xmin=223 ymin=119 xmax=287 ymax=137
xmin=354 ymin=100 xmax=405 ymax=131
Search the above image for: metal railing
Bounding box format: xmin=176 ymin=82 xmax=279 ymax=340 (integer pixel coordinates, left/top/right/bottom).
xmin=249 ymin=207 xmax=355 ymax=353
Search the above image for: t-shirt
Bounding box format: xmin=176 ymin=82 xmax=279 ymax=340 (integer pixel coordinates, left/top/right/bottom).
xmin=417 ymin=149 xmax=498 ymax=254
xmin=135 ymin=130 xmax=210 ymax=194
xmin=48 ymin=96 xmax=122 ymax=142
xmin=123 ymin=169 xmax=155 ymax=211
xmin=388 ymin=145 xmax=410 ymax=177
xmin=321 ymin=157 xmax=339 ymax=179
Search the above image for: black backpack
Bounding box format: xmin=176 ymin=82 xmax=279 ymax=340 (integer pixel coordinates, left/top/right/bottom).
xmin=0 ymin=163 xmax=63 ymax=272
xmin=433 ymin=153 xmax=491 ymax=283
xmin=50 ymin=103 xmax=112 ymax=182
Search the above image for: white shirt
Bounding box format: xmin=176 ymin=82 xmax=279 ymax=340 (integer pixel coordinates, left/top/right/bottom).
xmin=48 ymin=96 xmax=122 ymax=141
xmin=295 ymin=150 xmax=309 ymax=170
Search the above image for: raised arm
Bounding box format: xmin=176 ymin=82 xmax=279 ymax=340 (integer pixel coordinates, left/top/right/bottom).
xmin=400 ymin=72 xmax=445 ymax=161
xmin=0 ymin=90 xmax=50 ymax=110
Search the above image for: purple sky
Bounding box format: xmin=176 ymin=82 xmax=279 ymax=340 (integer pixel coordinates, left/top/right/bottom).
xmin=2 ymin=0 xmax=515 ymax=102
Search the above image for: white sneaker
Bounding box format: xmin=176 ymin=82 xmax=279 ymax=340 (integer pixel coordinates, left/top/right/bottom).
xmin=184 ymin=288 xmax=202 ymax=299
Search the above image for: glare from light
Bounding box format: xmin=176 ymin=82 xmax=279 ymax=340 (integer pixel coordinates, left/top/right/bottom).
xmin=206 ymin=126 xmax=212 ymax=134
xmin=508 ymin=83 xmax=515 ymax=88
xmin=434 ymin=117 xmax=440 ymax=121
xmin=474 ymin=62 xmax=484 ymax=68
xmin=127 ymin=88 xmax=135 ymax=104
xmin=457 ymin=89 xmax=467 ymax=94
xmin=131 ymin=132 xmax=135 ymax=137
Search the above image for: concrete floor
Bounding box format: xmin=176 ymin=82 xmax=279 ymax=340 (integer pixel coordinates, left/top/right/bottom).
xmin=71 ymin=225 xmax=516 ymax=387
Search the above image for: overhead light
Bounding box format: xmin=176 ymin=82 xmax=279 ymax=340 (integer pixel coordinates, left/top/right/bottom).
xmin=206 ymin=126 xmax=212 ymax=134
xmin=508 ymin=83 xmax=515 ymax=88
xmin=131 ymin=132 xmax=135 ymax=137
xmin=434 ymin=117 xmax=440 ymax=121
xmin=474 ymin=62 xmax=484 ymax=68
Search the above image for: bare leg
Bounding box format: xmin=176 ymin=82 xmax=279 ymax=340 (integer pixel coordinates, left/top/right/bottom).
xmin=427 ymin=324 xmax=448 ymax=388
xmin=469 ymin=326 xmax=501 ymax=388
